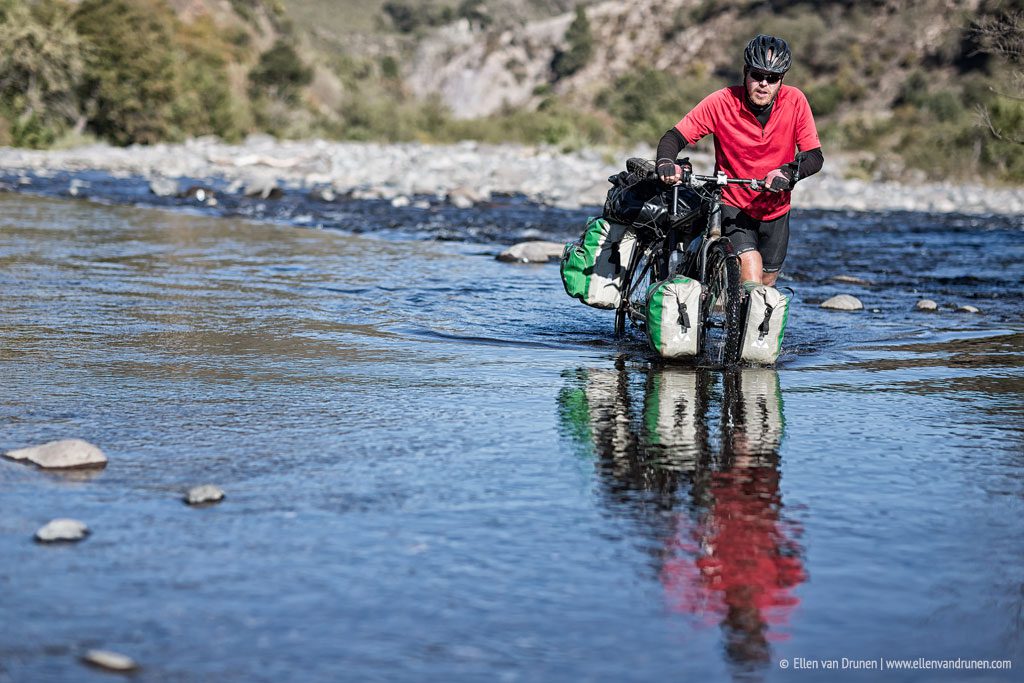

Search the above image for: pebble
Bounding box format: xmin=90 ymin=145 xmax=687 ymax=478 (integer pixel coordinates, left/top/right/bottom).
xmin=915 ymin=299 xmax=938 ymax=311
xmin=82 ymin=649 xmax=138 ymax=673
xmin=185 ymin=484 xmax=225 ymax=506
xmin=497 ymin=241 xmax=566 ymax=263
xmin=820 ymin=294 xmax=864 ymax=311
xmin=4 ymin=439 xmax=107 ymax=469
xmin=35 ymin=518 xmax=90 ymax=543
xmin=957 ymin=304 xmax=980 ymax=313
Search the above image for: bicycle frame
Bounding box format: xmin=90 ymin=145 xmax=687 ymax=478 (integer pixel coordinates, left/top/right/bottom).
xmin=615 ymin=168 xmax=764 ymax=338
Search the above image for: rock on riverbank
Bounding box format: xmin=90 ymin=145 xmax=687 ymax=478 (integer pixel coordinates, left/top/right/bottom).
xmin=1 ymin=137 xmax=1021 ymax=215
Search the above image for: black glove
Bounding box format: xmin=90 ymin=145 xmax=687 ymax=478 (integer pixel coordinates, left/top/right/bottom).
xmin=764 ymin=167 xmax=793 ymax=192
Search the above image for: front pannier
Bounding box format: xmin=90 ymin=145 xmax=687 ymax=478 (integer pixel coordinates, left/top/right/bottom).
xmin=645 ymin=276 xmax=704 ymax=359
xmin=738 ymin=285 xmax=790 ymax=364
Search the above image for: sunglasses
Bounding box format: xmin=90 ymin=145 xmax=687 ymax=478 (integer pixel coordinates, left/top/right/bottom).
xmin=748 ymin=70 xmax=783 ymax=84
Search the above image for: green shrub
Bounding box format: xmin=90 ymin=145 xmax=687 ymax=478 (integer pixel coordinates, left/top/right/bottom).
xmin=0 ymin=0 xmax=84 ymax=147
xmin=249 ymin=40 xmax=313 ymax=104
xmin=596 ymin=67 xmax=721 ymax=144
xmin=74 ymin=0 xmax=180 ymax=145
xmin=551 ymin=5 xmax=594 ymax=80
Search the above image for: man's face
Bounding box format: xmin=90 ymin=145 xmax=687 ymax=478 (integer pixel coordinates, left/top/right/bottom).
xmin=745 ymin=68 xmax=783 ymax=107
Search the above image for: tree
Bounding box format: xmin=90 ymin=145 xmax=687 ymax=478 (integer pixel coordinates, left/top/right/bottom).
xmin=551 ymin=5 xmax=594 ymax=80
xmin=249 ymin=39 xmax=313 ymax=104
xmin=0 ymin=0 xmax=84 ymax=146
xmin=73 ymin=0 xmax=180 ymax=145
xmin=971 ymin=11 xmax=1024 ymax=144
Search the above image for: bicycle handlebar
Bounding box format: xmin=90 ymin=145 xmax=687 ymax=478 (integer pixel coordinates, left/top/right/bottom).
xmin=683 ymin=172 xmax=767 ymax=191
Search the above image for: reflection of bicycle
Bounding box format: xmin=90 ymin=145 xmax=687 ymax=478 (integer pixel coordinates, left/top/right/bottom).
xmin=557 ymin=362 xmax=802 ymax=668
xmin=614 ymin=160 xmax=770 ymax=366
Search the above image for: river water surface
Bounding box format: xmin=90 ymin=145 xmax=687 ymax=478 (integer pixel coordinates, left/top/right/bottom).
xmin=0 ymin=191 xmax=1022 ymax=682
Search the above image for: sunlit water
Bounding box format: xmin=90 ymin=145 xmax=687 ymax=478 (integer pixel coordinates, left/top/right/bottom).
xmin=0 ymin=190 xmax=1022 ymax=682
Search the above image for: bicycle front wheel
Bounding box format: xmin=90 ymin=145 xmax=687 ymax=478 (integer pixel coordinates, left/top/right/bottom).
xmin=615 ymin=241 xmax=667 ymax=338
xmin=700 ymin=239 xmax=743 ymax=365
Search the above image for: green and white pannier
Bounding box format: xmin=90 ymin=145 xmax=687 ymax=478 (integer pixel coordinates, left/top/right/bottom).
xmin=645 ymin=276 xmax=703 ymax=359
xmin=739 ymin=285 xmax=790 ymax=365
xmin=560 ymin=216 xmax=637 ymax=309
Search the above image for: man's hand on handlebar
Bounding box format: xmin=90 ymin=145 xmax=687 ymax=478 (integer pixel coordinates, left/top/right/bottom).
xmin=658 ymin=157 xmax=692 ymax=185
xmin=763 ymin=168 xmax=792 ymax=193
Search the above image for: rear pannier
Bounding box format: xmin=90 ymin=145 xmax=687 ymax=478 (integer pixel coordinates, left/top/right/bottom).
xmin=738 ymin=285 xmax=790 ymax=364
xmin=645 ymin=276 xmax=703 ymax=359
xmin=560 ymin=216 xmax=637 ymax=309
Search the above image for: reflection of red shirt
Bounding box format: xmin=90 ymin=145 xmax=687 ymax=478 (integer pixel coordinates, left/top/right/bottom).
xmin=675 ymin=85 xmax=820 ymax=221
xmin=661 ymin=468 xmax=806 ymax=635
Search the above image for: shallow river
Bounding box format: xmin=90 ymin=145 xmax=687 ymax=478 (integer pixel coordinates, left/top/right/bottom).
xmin=0 ymin=190 xmax=1022 ymax=682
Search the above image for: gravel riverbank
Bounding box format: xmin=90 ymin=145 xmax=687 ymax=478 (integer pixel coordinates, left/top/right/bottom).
xmin=1 ymin=136 xmax=1022 ymax=216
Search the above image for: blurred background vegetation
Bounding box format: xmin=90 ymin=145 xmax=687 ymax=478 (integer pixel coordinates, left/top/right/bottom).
xmin=0 ymin=0 xmax=1021 ymax=183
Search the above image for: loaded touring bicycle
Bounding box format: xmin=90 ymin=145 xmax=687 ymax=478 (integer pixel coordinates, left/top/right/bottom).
xmin=561 ymin=158 xmax=792 ymax=366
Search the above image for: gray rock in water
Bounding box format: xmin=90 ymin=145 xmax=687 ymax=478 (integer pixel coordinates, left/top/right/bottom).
xmin=915 ymin=299 xmax=938 ymax=311
xmin=390 ymin=195 xmax=411 ymax=208
xmin=35 ymin=518 xmax=90 ymax=543
xmin=308 ymin=187 xmax=337 ymax=202
xmin=244 ymin=177 xmax=283 ymax=200
xmin=820 ymin=294 xmax=864 ymax=311
xmin=497 ymin=241 xmax=566 ymax=264
xmin=149 ymin=177 xmax=179 ymax=197
xmin=82 ymin=650 xmax=138 ymax=672
xmin=178 ymin=185 xmax=214 ymax=203
xmin=958 ymin=304 xmax=981 ymax=314
xmin=4 ymin=439 xmax=107 ymax=469
xmin=185 ymin=484 xmax=225 ymax=506
xmin=830 ymin=275 xmax=871 ymax=285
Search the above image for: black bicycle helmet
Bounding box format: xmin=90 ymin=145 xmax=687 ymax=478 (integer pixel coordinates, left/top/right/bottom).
xmin=743 ymin=34 xmax=792 ymax=74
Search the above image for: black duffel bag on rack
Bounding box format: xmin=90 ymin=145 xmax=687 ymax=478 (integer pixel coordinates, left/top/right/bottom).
xmin=603 ymin=158 xmax=702 ymax=240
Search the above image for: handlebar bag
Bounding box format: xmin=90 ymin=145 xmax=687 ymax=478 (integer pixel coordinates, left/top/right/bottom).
xmin=560 ymin=216 xmax=637 ymax=309
xmin=645 ymin=275 xmax=703 ymax=359
xmin=739 ymin=285 xmax=790 ymax=365
xmin=604 ymin=170 xmax=702 ymax=239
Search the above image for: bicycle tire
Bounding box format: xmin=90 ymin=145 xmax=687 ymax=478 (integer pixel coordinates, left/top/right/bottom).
xmin=700 ymin=240 xmax=743 ymax=365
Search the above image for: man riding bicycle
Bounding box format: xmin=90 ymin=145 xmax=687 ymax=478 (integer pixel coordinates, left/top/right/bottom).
xmin=656 ymin=34 xmax=823 ymax=288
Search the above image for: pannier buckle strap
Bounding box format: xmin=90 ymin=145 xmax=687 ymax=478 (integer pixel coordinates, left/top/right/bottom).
xmin=678 ymin=301 xmax=691 ymax=332
xmin=757 ymin=304 xmax=774 ymax=340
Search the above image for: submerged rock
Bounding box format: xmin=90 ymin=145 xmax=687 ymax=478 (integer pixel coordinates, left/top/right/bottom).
xmin=185 ymin=484 xmax=225 ymax=506
xmin=497 ymin=241 xmax=565 ymax=263
xmin=820 ymin=294 xmax=864 ymax=311
xmin=179 ymin=185 xmax=215 ymax=204
xmin=4 ymin=439 xmax=107 ymax=469
xmin=830 ymin=275 xmax=871 ymax=285
xmin=308 ymin=186 xmax=337 ymax=202
xmin=149 ymin=177 xmax=179 ymax=197
xmin=915 ymin=299 xmax=938 ymax=311
xmin=35 ymin=518 xmax=90 ymax=543
xmin=82 ymin=650 xmax=138 ymax=673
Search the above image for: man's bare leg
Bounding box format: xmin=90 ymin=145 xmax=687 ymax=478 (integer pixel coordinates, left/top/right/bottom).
xmin=739 ymin=250 xmax=778 ymax=287
xmin=739 ymin=251 xmax=763 ymax=285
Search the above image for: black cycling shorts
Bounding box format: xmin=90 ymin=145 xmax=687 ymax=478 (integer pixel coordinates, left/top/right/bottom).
xmin=721 ymin=205 xmax=790 ymax=273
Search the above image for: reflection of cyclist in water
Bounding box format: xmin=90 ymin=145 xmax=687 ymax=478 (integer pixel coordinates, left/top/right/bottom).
xmin=558 ymin=363 xmax=805 ymax=670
